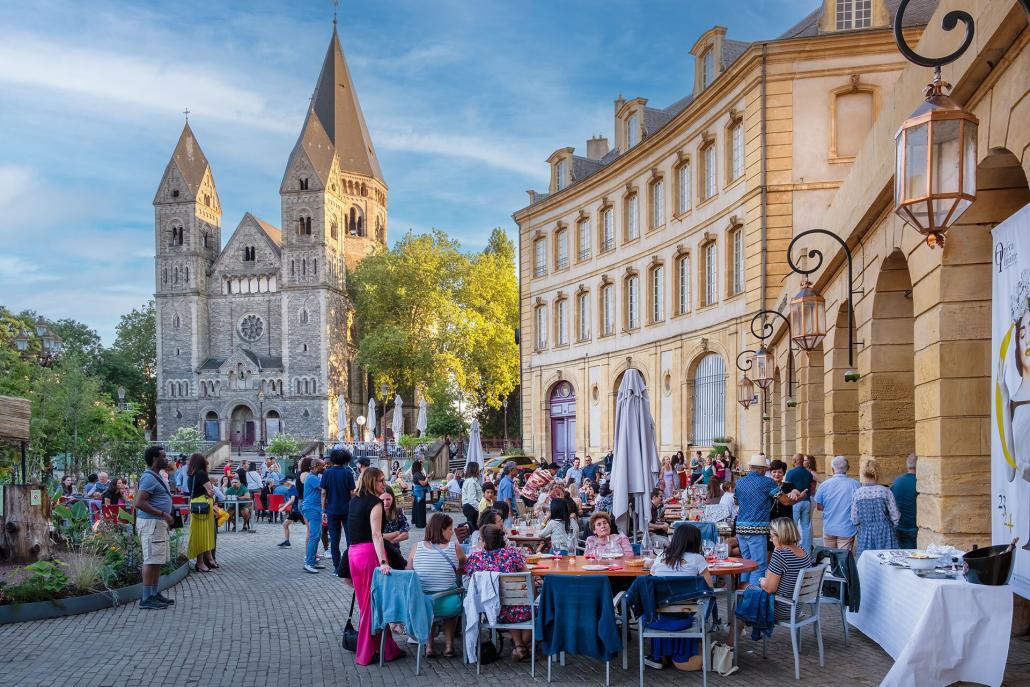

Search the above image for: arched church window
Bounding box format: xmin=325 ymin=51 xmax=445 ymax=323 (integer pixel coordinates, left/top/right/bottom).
xmin=172 ymin=314 xmax=181 ymax=329
xmin=299 ymin=177 xmax=309 ymax=190
xmin=171 ymin=189 xmax=179 ymax=198
xmin=360 ymin=183 xmax=367 ymax=196
xmin=301 ymin=310 xmax=309 ymax=325
xmin=290 ymin=260 xmax=295 ymax=276
xmin=313 ymin=259 xmax=317 ymax=276
xmin=297 ymin=215 xmax=312 ymax=236
xmin=163 ymin=269 xmax=168 ymax=284
xmin=330 ymin=222 xmax=338 ymax=240
xmin=302 ymin=259 xmax=307 ymax=276
xmin=184 ymin=267 xmax=189 ymax=283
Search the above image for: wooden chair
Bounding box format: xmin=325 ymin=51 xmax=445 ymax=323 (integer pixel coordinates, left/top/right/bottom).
xmin=761 ymin=563 xmax=829 ymax=680
xmin=475 ymin=572 xmax=537 ymax=677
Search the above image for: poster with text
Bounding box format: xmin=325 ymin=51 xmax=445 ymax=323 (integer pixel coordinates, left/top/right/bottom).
xmin=992 ymin=202 xmax=1030 ymax=600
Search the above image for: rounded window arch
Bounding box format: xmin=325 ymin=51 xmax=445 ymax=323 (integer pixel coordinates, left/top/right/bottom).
xmin=691 ymin=353 xmax=725 ymax=444
xmin=347 ymin=205 xmax=365 ymax=236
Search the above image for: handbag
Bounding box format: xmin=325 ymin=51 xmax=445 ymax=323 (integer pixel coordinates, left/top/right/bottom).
xmin=710 ymin=641 xmax=738 ymax=676
xmin=341 ymin=592 xmax=358 ymax=652
xmin=188 ymin=475 xmax=211 ymax=515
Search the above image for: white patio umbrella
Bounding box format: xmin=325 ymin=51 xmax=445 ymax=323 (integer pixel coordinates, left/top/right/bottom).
xmin=336 ymin=396 xmax=348 ymax=442
xmin=367 ymin=398 xmax=377 ymax=440
xmin=391 ymin=394 xmax=404 ymax=438
xmin=351 ymin=420 xmax=358 ymax=443
xmin=611 ymin=369 xmax=660 ymax=545
xmin=467 ymin=418 xmax=485 ymax=467
xmin=416 ymin=398 xmax=428 ymax=436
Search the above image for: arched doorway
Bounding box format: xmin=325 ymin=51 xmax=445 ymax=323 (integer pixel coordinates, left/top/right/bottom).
xmin=204 ymin=411 xmax=219 ymax=441
xmin=691 ymin=353 xmax=725 ymax=446
xmin=549 ymin=381 xmax=576 ymax=466
xmin=265 ymin=410 xmax=282 ymax=441
xmin=230 ymin=405 xmax=256 ymax=449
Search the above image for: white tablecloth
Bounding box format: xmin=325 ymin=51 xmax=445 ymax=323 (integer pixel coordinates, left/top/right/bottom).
xmin=847 ymin=550 xmax=1012 ymax=687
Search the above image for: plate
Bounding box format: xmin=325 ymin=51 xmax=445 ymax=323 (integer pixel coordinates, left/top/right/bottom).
xmin=537 ymin=553 xmax=555 ymax=559
xmin=714 ymin=561 xmax=743 ymax=568
xmin=582 ymin=564 xmax=609 ymax=571
xmin=599 ymin=553 xmax=624 ymax=559
xmin=525 ymin=564 xmax=539 ymax=570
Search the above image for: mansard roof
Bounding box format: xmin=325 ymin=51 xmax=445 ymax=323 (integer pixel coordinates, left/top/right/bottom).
xmin=779 ymin=0 xmax=938 ymax=38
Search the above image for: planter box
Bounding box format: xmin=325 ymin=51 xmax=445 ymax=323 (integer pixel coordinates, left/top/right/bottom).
xmin=0 ymin=562 xmax=189 ymax=624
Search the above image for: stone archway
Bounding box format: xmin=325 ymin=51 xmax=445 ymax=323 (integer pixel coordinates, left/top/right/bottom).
xmin=548 ymin=380 xmax=577 ymax=466
xmin=860 ymin=250 xmax=915 ymax=480
xmin=204 ymin=411 xmax=220 ymax=441
xmin=230 ymin=405 xmax=256 ymax=448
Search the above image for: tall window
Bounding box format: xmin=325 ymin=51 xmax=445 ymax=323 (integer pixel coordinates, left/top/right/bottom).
xmin=626 ymin=275 xmax=639 ymax=329
xmin=692 ymin=353 xmax=726 ymax=444
xmin=555 ymin=228 xmax=569 ymax=270
xmin=534 ymin=238 xmax=546 ymax=277
xmin=703 ymin=242 xmax=718 ymax=306
xmin=650 ymin=178 xmax=665 ymax=230
xmin=555 ymin=159 xmax=568 ymax=191
xmin=836 ymin=0 xmax=871 ymax=30
xmin=701 ymin=49 xmax=715 ymax=89
xmin=601 ymin=285 xmax=614 ymax=336
xmin=577 ymin=291 xmax=590 ymax=341
xmin=535 ymin=306 xmax=547 ymax=350
xmin=730 ymin=121 xmax=744 ymax=181
xmin=651 ymin=265 xmax=665 ymax=323
xmin=627 ymin=114 xmax=640 ymax=147
xmin=677 ymin=254 xmax=690 ymax=314
xmin=556 ymin=299 xmax=568 ymax=345
xmin=730 ymin=227 xmax=744 ymax=295
xmin=577 ymin=218 xmax=591 ymax=261
xmin=601 ymin=207 xmax=615 ymax=252
xmin=677 ymin=162 xmax=691 ymax=214
xmin=701 ymin=144 xmax=717 ymax=200
xmin=625 ymin=194 xmax=639 ymax=241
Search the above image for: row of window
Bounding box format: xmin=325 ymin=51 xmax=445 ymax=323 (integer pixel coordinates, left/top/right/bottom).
xmin=533 ymin=228 xmax=744 ymax=350
xmin=166 ymin=225 xmax=213 ymax=250
xmin=223 ymin=275 xmax=278 ymax=295
xmin=295 ymin=209 xmax=385 ymax=242
xmin=539 ymin=119 xmax=743 ymax=278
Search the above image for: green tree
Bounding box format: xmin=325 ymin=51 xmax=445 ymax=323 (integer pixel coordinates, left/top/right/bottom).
xmin=267 ymin=433 xmax=300 ymax=460
xmin=50 ymin=318 xmax=104 ymax=374
xmin=103 ymin=301 xmax=156 ymax=433
xmin=167 ymin=427 xmax=203 ymax=456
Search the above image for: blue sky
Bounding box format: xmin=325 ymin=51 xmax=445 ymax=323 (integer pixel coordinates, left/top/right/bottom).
xmin=0 ymin=0 xmax=815 ymax=342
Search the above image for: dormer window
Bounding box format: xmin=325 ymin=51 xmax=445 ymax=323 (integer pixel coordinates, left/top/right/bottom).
xmin=627 ymin=114 xmax=640 ymax=148
xmin=835 ymin=0 xmax=871 ymax=30
xmin=701 ymin=49 xmax=715 ymax=89
xmin=555 ymin=159 xmax=568 ymax=191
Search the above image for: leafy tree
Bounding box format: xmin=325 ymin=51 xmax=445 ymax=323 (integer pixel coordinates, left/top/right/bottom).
xmin=267 ymin=433 xmax=300 ymax=460
xmin=103 ymin=301 xmax=156 ymax=433
xmin=167 ymin=427 xmax=203 ymax=456
xmin=50 ymin=318 xmax=104 ymax=374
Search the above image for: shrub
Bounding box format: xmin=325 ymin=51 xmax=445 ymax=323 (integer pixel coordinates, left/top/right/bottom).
xmin=267 ymin=433 xmax=300 ymax=460
xmin=66 ymin=554 xmax=105 ymax=594
xmin=5 ymin=561 xmax=70 ymax=603
xmin=168 ymin=427 xmax=204 ymax=456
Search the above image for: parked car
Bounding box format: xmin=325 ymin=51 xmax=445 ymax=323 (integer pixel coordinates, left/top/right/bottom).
xmin=483 ymin=455 xmax=538 ymax=479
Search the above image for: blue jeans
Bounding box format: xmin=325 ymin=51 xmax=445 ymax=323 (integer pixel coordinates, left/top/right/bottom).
xmin=738 ymin=533 xmax=769 ymax=583
xmin=303 ymin=509 xmax=322 ymax=567
xmin=793 ymin=500 xmax=812 ymax=554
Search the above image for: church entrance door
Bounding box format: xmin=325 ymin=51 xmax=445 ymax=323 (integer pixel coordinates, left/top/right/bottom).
xmin=230 ymin=405 xmax=256 ymax=449
xmin=204 ymin=412 xmax=220 ymax=441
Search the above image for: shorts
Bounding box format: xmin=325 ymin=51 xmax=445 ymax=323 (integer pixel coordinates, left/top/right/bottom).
xmin=288 ymin=510 xmax=304 ymax=523
xmin=431 ymin=592 xmax=463 ymax=618
xmin=137 ymin=518 xmax=170 ymax=565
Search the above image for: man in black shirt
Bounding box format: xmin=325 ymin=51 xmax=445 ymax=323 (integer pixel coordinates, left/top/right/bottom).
xmin=322 ymin=449 xmax=356 ymax=575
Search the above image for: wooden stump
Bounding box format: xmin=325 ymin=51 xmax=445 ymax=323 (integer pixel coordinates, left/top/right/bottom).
xmin=0 ymin=485 xmax=53 ymax=564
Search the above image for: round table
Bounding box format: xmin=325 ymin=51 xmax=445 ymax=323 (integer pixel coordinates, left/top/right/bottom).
xmin=508 ymin=532 xmax=548 ymax=549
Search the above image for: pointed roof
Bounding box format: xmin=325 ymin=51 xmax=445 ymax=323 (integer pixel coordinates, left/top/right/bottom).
xmin=285 ymin=26 xmax=383 ymax=186
xmin=166 ymin=122 xmax=210 ymax=195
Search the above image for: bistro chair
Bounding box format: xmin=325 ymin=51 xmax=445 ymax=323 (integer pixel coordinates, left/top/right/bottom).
xmin=475 ymin=572 xmax=537 ymax=676
xmin=672 ymin=520 xmax=719 ymax=545
xmin=265 ymin=493 xmax=285 ymax=523
xmin=538 ymin=575 xmax=621 ymax=686
xmin=819 ymin=571 xmax=848 ymax=646
xmin=761 ymin=563 xmax=829 ymax=680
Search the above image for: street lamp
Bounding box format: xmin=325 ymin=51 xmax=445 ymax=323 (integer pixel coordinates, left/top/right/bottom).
xmin=379 ymin=383 xmax=388 ymax=463
xmin=13 ymin=329 xmax=29 ymax=353
xmin=892 ymin=0 xmax=978 ymax=249
xmin=117 ymin=386 xmax=126 ymax=411
xmin=502 ymin=397 xmax=509 ymax=450
xmin=750 ymin=310 xmax=795 ymax=400
xmin=751 ymin=345 xmax=775 ymax=390
xmin=357 ymin=415 xmax=366 ymax=442
xmin=257 ymin=387 xmax=266 ymax=448
xmin=735 ymin=350 xmax=757 ymax=410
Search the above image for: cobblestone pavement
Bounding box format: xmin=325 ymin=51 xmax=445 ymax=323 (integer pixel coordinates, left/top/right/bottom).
xmin=1 ymin=521 xmax=1026 ymax=687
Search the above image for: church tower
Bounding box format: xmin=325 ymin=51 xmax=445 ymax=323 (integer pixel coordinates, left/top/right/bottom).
xmin=153 ymin=123 xmax=221 ymax=436
xmin=280 ymin=25 xmax=387 ymax=439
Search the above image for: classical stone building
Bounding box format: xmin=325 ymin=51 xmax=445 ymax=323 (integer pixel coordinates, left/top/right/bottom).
xmin=515 ymin=0 xmax=937 ymax=464
xmin=155 ymin=27 xmax=385 ymax=446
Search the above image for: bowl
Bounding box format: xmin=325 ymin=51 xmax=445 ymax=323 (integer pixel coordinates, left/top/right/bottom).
xmin=906 ymin=553 xmax=939 ymax=570
xmin=626 ymin=558 xmax=645 ymax=568
xmin=963 ymin=544 xmax=1014 ymax=586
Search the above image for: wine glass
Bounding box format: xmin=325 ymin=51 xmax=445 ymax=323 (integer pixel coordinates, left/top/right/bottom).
xmin=702 ymin=542 xmax=715 ymax=561
xmin=653 ymin=542 xmax=665 ymax=560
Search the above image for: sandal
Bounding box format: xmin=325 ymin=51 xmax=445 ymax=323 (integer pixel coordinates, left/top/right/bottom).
xmin=196 ymin=565 xmax=210 ymax=572
xmin=443 ymin=649 xmax=457 ymax=658
xmin=512 ymin=646 xmax=528 ymax=661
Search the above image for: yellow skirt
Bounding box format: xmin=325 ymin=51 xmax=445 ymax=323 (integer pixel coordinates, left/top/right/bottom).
xmin=187 ymin=497 xmax=215 ymax=559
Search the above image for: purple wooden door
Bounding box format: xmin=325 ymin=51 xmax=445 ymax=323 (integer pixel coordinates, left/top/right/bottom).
xmin=243 ymin=421 xmax=256 ymax=447
xmin=549 ymin=382 xmax=576 ymax=465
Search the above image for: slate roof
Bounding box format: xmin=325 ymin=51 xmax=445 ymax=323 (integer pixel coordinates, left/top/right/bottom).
xmin=198 ymin=349 xmax=284 ymax=372
xmin=779 ymin=0 xmax=939 ymax=38
xmin=249 ymin=214 xmax=282 ymax=250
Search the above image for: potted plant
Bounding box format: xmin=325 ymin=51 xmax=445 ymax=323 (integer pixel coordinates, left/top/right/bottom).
xmin=844 ymin=369 xmax=861 ymax=383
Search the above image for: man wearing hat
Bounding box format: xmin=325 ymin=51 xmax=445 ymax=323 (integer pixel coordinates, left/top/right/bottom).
xmin=734 ymin=455 xmax=800 ymax=582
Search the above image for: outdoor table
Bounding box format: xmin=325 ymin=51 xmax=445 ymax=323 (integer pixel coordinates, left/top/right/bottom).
xmin=221 ymin=498 xmax=251 ymax=531
xmin=847 ymin=550 xmax=1012 ymax=687
xmin=508 ymin=531 xmax=548 ymax=550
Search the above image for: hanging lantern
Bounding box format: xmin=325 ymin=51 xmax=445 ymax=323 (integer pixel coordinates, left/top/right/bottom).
xmin=790 ymin=279 xmax=826 ymax=351
xmin=752 ymin=346 xmax=774 ymax=389
xmin=894 ymin=74 xmax=978 ymax=249
xmin=737 ymin=375 xmax=755 ymax=409
xmin=13 ymin=329 xmax=30 ymax=353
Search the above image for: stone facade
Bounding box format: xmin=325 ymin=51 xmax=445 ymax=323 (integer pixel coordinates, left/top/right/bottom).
xmin=155 ymin=27 xmax=385 ymax=446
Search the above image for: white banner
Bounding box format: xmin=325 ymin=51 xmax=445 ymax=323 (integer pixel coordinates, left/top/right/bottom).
xmin=991 ymin=202 xmax=1030 ymax=599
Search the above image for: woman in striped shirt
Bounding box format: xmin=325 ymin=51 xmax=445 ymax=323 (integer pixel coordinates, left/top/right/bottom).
xmin=760 ymin=517 xmax=813 ymax=621
xmin=407 ymin=513 xmax=466 ymax=657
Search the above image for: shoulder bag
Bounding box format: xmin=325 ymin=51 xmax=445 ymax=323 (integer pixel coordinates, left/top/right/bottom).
xmin=341 ymin=591 xmax=358 ymax=652
xmin=188 ymin=475 xmax=211 ymax=515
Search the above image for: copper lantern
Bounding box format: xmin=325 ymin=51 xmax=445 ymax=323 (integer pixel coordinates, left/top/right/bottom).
xmin=894 ymin=76 xmax=977 ymax=249
xmin=737 ymin=375 xmax=755 ymax=410
xmin=751 ymin=346 xmax=774 ymax=390
xmin=790 ymin=279 xmax=826 ymax=351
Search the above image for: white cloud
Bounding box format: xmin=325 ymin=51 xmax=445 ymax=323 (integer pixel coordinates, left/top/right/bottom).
xmin=376 ymin=124 xmax=542 ymax=178
xmin=0 ymin=255 xmax=58 ymax=285
xmin=0 ymin=164 xmax=35 ymax=209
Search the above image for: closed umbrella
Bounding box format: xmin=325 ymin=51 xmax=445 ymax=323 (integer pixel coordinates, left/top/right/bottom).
xmin=467 ymin=418 xmax=485 ymax=467
xmin=351 ymin=420 xmax=358 ymax=443
xmin=611 ymin=369 xmax=659 ymax=545
xmin=392 ymin=394 xmax=404 ymax=438
xmin=336 ymin=396 xmax=348 ymax=442
xmin=416 ymin=398 xmax=428 ymax=436
xmin=367 ymin=398 xmax=377 ymax=440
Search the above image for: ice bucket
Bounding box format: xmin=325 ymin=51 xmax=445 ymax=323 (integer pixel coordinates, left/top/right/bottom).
xmin=962 ymin=544 xmax=1014 ymax=586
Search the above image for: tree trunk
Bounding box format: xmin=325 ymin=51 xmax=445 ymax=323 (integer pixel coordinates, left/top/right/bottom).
xmin=0 ymin=485 xmax=53 ymax=564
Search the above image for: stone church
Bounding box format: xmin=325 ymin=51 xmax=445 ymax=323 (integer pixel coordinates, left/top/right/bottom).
xmin=154 ymin=26 xmax=383 ymax=446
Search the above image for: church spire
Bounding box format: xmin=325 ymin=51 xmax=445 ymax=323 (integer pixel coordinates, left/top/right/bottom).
xmin=292 ymin=27 xmax=383 ymax=183
xmin=155 ymin=121 xmax=216 ymax=204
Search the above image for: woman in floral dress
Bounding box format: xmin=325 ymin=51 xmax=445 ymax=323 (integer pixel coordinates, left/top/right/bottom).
xmin=851 ymin=459 xmax=900 ymax=558
xmin=463 ymin=524 xmax=532 ymax=660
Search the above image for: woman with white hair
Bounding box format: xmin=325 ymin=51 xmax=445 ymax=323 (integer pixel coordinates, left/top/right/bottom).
xmin=851 ymin=459 xmax=899 ymax=558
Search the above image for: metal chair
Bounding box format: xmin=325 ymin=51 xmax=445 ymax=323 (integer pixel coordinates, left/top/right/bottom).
xmin=633 ymin=589 xmax=713 ymax=687
xmin=819 ymin=572 xmax=848 ymax=646
xmin=475 ymin=572 xmax=537 ymax=677
xmin=762 ymin=563 xmax=829 ymax=680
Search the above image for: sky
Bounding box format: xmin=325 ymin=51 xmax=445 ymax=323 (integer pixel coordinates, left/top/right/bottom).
xmin=0 ymin=0 xmax=817 ymax=342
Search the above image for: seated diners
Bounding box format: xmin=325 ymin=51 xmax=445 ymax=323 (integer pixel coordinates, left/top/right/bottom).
xmin=478 ymin=483 xmax=497 ymax=514
xmin=379 ymin=489 xmax=410 ymax=547
xmin=647 ymin=488 xmax=670 ymax=539
xmin=407 ymin=513 xmax=465 ymax=658
xmin=470 ymin=508 xmax=504 ymax=549
xmin=537 ymin=498 xmax=580 ymax=553
xmin=225 ymin=478 xmax=252 ymax=531
xmin=584 ymin=512 xmax=634 ymax=558
xmin=102 ymin=478 xmax=128 ymax=508
xmin=649 ymin=524 xmax=713 ymax=586
xmin=463 ymin=524 xmax=532 ymax=661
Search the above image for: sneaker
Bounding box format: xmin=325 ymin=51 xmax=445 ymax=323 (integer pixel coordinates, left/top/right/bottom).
xmin=314 ymin=563 xmax=326 ymax=569
xmin=139 ymin=598 xmax=168 ymax=610
xmin=154 ymin=593 xmax=175 ymax=605
xmin=406 ymin=636 xmax=420 ymax=645
xmin=303 ymin=564 xmax=320 ymax=574
xmin=323 ymin=551 xmax=333 ymax=559
xmin=643 ymin=658 xmax=664 ymax=670
xmin=278 ymin=540 xmax=291 ymax=547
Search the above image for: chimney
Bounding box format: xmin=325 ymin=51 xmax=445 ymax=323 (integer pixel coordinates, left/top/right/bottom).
xmin=586 ymin=135 xmax=610 ymax=161
xmin=614 ymin=93 xmax=626 ymax=115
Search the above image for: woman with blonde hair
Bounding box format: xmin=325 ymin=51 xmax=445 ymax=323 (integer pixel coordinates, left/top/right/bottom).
xmin=851 ymin=459 xmax=899 ymax=557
